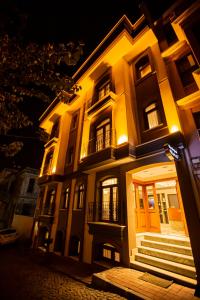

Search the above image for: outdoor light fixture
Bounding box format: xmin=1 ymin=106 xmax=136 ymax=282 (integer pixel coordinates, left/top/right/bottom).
xmin=170 ymin=125 xmax=179 ymax=133
xmin=52 ymin=166 xmax=56 ymax=173
xmin=117 ymin=135 xmax=128 ymax=145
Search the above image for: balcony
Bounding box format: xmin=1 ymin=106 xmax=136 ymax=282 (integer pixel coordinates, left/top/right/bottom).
xmin=80 ymin=129 xmax=116 ymax=169
xmin=87 ymin=201 xmax=119 ymax=223
xmin=86 ymin=91 xmax=116 ymax=118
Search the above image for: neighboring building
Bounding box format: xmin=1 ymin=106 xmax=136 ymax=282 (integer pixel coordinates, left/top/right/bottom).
xmin=0 ymin=168 xmax=18 ymax=229
xmin=0 ymin=167 xmax=39 ymax=238
xmin=32 ymin=0 xmax=200 ymax=295
xmin=12 ymin=168 xmax=40 ymax=239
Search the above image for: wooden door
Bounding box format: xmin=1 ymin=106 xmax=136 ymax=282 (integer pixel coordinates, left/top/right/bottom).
xmin=134 ymin=183 xmax=148 ymax=232
xmin=145 ymin=184 xmax=161 ymax=233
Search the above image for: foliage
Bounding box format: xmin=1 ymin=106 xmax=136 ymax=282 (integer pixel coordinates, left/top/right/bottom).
xmin=0 ymin=32 xmax=84 ymax=157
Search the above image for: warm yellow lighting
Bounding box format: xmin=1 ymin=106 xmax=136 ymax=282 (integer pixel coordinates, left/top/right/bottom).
xmin=52 ymin=166 xmax=56 ymax=173
xmin=117 ymin=135 xmax=128 ymax=145
xmin=80 ymin=152 xmax=86 ymax=160
xmin=170 ymin=125 xmax=179 ymax=133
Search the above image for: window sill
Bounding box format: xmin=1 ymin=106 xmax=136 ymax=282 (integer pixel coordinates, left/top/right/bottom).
xmin=86 ymin=92 xmax=116 ymax=118
xmin=143 ymin=123 xmax=164 ymax=133
xmin=45 ymin=137 xmax=58 ymax=148
xmin=135 ymin=71 xmax=156 ymax=86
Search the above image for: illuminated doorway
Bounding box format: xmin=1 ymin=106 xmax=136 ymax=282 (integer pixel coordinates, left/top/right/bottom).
xmin=131 ymin=162 xmax=187 ymax=236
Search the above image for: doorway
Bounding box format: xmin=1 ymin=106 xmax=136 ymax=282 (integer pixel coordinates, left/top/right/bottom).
xmin=132 ymin=162 xmax=187 ymax=236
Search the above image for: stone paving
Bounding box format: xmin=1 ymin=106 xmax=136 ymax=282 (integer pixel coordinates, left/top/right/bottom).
xmin=93 ymin=267 xmax=199 ymax=300
xmin=0 ymin=245 xmax=126 ymax=300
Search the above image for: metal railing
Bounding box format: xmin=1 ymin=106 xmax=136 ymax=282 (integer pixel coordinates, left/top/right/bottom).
xmin=87 ymin=129 xmax=116 ymax=155
xmin=87 ymin=200 xmax=118 ymax=223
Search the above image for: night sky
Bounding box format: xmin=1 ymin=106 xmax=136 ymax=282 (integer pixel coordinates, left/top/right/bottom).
xmin=0 ymin=0 xmax=176 ymax=171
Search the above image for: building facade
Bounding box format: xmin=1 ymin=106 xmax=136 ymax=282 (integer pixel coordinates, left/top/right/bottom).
xmin=32 ymin=0 xmax=200 ymax=295
xmin=0 ymin=167 xmax=39 ymax=238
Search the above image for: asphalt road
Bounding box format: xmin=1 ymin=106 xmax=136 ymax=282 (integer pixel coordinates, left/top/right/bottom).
xmin=0 ymin=244 xmax=126 ymax=300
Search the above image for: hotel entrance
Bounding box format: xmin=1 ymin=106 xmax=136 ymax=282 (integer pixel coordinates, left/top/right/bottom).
xmin=131 ymin=162 xmax=188 ymax=237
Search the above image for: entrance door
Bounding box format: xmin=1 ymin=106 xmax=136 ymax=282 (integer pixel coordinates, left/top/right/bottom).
xmin=145 ymin=184 xmax=161 ymax=232
xmin=134 ymin=183 xmax=160 ymax=233
xmin=134 ymin=184 xmax=148 ymax=232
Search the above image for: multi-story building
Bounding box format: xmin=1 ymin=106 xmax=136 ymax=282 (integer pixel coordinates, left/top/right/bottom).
xmin=12 ymin=167 xmax=40 ymax=239
xmin=32 ymin=0 xmax=200 ymax=295
xmin=0 ymin=167 xmax=39 ymax=238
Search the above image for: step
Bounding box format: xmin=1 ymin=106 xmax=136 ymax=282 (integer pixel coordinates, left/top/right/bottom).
xmin=138 ymin=246 xmax=194 ymax=267
xmin=130 ymin=260 xmax=197 ymax=288
xmin=141 ymin=240 xmax=192 ymax=256
xmin=144 ymin=234 xmax=191 ymax=247
xmin=135 ymin=253 xmax=196 ymax=279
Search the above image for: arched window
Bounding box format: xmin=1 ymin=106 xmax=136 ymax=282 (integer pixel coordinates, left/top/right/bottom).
xmin=62 ymin=186 xmax=70 ymax=209
xmin=95 ymin=118 xmax=111 ymax=151
xmin=74 ymin=183 xmax=85 ymax=209
xmin=100 ymin=178 xmax=118 ymax=222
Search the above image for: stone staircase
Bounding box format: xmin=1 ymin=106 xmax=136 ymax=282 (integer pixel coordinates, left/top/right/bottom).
xmin=130 ymin=234 xmax=197 ymax=287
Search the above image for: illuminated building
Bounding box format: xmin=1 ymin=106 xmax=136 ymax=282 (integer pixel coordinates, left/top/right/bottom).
xmin=32 ymin=0 xmax=200 ymax=295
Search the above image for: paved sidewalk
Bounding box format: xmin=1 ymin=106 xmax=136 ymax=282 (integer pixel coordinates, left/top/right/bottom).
xmin=92 ymin=267 xmax=199 ymax=300
xmin=31 ymin=250 xmax=105 ymax=284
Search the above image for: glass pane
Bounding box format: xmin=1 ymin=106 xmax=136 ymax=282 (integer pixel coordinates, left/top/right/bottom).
xmin=140 ymin=63 xmax=152 ymax=78
xmin=147 ymin=186 xmax=155 ymax=209
xmin=168 ymin=194 xmax=179 ymax=208
xmin=112 ymin=186 xmax=118 ymax=221
xmin=96 ymin=128 xmax=103 ymax=151
xmin=102 ymin=188 xmax=110 ymax=220
xmin=102 ymin=178 xmax=117 ymax=186
xmin=147 ymin=110 xmax=160 ymax=129
xmin=115 ymin=252 xmax=120 ymax=262
xmin=138 ymin=186 xmax=144 ymax=209
xmin=103 ymin=248 xmax=111 ymax=259
xmin=105 ymin=124 xmax=111 ymax=147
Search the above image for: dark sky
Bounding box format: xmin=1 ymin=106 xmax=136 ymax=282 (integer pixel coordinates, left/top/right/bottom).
xmin=1 ymin=0 xmax=176 ymax=60
xmin=0 ymin=0 xmax=176 ymax=170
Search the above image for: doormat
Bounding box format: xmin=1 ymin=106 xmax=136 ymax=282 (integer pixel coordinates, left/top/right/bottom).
xmin=138 ymin=272 xmax=173 ymax=288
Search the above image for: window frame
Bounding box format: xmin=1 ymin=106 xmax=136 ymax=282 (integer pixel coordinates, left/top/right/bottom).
xmin=95 ymin=118 xmax=111 ymax=151
xmin=99 ymin=177 xmax=119 ymax=223
xmin=62 ymin=186 xmax=70 ymax=209
xmin=144 ymin=102 xmax=162 ymax=130
xmin=74 ymin=183 xmax=85 ymax=210
xmin=43 ymin=148 xmax=54 ymax=175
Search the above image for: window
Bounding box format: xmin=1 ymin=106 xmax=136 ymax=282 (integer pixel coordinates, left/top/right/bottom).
xmin=163 ymin=22 xmax=178 ymax=47
xmin=98 ymin=81 xmax=111 ymax=100
xmin=71 ymin=114 xmax=78 ymax=130
xmin=168 ymin=194 xmax=179 ymax=208
xmin=144 ymin=103 xmax=161 ymax=130
xmin=101 ymin=243 xmax=120 ymax=263
xmin=135 ymin=55 xmax=152 ymax=80
xmin=100 ymin=178 xmax=118 ymax=222
xmin=96 ymin=118 xmax=111 ymax=151
xmin=175 ymin=53 xmax=198 ymax=92
xmin=74 ymin=184 xmax=85 ymax=209
xmin=43 ymin=149 xmax=54 ymax=175
xmin=67 ymin=146 xmax=74 ymax=165
xmin=44 ymin=188 xmax=56 ymax=215
xmin=63 ymin=186 xmax=70 ymax=209
xmin=27 ymin=178 xmax=35 ymax=193
xmin=50 ymin=118 xmax=60 ymax=139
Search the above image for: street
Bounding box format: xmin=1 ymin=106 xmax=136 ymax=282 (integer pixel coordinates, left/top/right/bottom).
xmin=0 ymin=244 xmax=126 ymax=300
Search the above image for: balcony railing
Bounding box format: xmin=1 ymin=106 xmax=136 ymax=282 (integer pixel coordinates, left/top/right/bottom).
xmin=87 ymin=129 xmax=116 ymax=155
xmin=87 ymin=201 xmax=119 ymax=223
